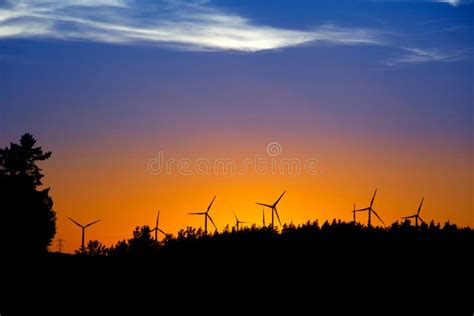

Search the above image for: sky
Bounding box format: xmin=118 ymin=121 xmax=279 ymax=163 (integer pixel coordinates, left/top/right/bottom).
xmin=0 ymin=0 xmax=473 ymax=253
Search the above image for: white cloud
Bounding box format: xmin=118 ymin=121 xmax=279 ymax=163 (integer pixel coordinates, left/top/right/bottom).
xmin=0 ymin=0 xmax=467 ymax=66
xmin=373 ymin=0 xmax=472 ymax=6
xmin=435 ymin=0 xmax=460 ymax=6
xmin=385 ymin=47 xmax=465 ymax=66
xmin=0 ymin=0 xmax=381 ymax=52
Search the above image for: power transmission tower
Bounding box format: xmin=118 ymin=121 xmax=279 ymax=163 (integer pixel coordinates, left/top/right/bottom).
xmin=57 ymin=239 xmax=65 ymax=253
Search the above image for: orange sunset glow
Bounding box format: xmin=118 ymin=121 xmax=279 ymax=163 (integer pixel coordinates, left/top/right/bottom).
xmin=40 ymin=130 xmax=472 ymax=253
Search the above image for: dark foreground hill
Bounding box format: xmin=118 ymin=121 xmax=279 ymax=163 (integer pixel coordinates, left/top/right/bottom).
xmin=3 ymin=221 xmax=472 ymax=314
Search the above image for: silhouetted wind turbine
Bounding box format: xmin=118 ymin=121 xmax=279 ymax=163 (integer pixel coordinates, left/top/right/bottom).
xmin=353 ymin=189 xmax=384 ymax=228
xmin=256 ymin=191 xmax=286 ymax=229
xmin=232 ymin=210 xmax=249 ymax=231
xmin=150 ymin=210 xmax=168 ymax=241
xmin=188 ymin=196 xmax=217 ymax=235
xmin=68 ymin=217 xmax=100 ymax=254
xmin=401 ymin=197 xmax=425 ymax=227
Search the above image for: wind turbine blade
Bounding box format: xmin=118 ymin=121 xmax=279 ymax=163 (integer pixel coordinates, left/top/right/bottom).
xmin=208 ymin=215 xmax=217 ymax=231
xmin=85 ymin=219 xmax=101 ymax=228
xmin=150 ymin=227 xmax=157 ymax=232
xmin=370 ymin=189 xmax=377 ymax=208
xmin=274 ymin=208 xmax=282 ymax=226
xmin=417 ymin=198 xmax=424 ymax=216
xmin=156 ymin=210 xmax=160 ymax=227
xmin=354 ymin=207 xmax=370 ymax=212
xmin=418 ymin=216 xmax=425 ymax=224
xmin=371 ymin=209 xmax=384 ymax=225
xmin=232 ymin=209 xmax=238 ymax=222
xmin=68 ymin=217 xmax=83 ymax=228
xmin=274 ymin=190 xmax=286 ymax=206
xmin=188 ymin=212 xmax=206 ymax=215
xmin=401 ymin=215 xmax=416 ymax=219
xmin=207 ymin=196 xmax=216 ymax=213
xmin=158 ymin=228 xmax=167 ymax=235
xmin=256 ymin=202 xmax=273 ymax=208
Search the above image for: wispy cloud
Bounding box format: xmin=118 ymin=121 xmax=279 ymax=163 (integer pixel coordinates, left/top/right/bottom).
xmin=1 ymin=0 xmax=468 ymax=67
xmin=435 ymin=0 xmax=461 ymax=6
xmin=385 ymin=47 xmax=465 ymax=66
xmin=0 ymin=0 xmax=381 ymax=52
xmin=373 ymin=0 xmax=473 ymax=6
xmin=427 ymin=0 xmax=474 ymax=6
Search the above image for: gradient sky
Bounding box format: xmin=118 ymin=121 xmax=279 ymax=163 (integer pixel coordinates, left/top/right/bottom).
xmin=1 ymin=0 xmax=473 ymax=253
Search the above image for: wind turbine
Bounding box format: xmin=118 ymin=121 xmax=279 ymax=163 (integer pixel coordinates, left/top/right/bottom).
xmin=68 ymin=217 xmax=101 ymax=254
xmin=353 ymin=189 xmax=384 ymax=228
xmin=401 ymin=197 xmax=425 ymax=227
xmin=352 ymin=203 xmax=356 ymax=223
xmin=256 ymin=191 xmax=286 ymax=229
xmin=150 ymin=210 xmax=168 ymax=241
xmin=188 ymin=196 xmax=217 ymax=235
xmin=232 ymin=210 xmax=249 ymax=231
xmin=262 ymin=209 xmax=266 ymax=227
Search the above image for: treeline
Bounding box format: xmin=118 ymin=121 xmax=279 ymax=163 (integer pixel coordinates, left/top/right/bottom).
xmin=78 ymin=219 xmax=473 ymax=257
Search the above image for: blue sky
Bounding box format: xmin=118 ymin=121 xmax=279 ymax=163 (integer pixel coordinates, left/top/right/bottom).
xmin=1 ymin=0 xmax=472 ymax=146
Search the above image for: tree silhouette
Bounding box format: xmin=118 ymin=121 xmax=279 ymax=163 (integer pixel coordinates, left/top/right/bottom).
xmin=0 ymin=133 xmax=51 ymax=186
xmin=81 ymin=240 xmax=108 ymax=256
xmin=0 ymin=133 xmax=56 ymax=254
xmin=108 ymin=240 xmax=129 ymax=256
xmin=127 ymin=226 xmax=157 ymax=256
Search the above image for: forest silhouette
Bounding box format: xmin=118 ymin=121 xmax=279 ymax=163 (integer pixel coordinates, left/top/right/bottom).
xmin=76 ymin=220 xmax=472 ymax=260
